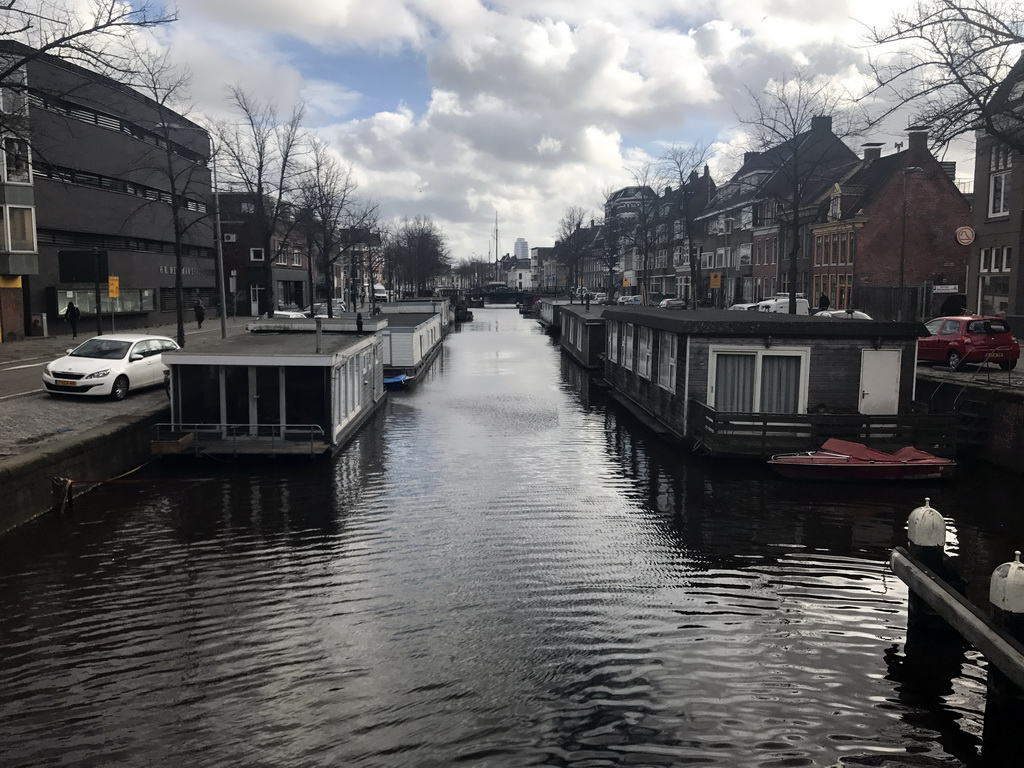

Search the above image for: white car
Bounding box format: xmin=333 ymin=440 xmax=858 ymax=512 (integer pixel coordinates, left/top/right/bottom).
xmin=814 ymin=309 xmax=873 ymax=320
xmin=42 ymin=334 xmax=179 ymax=400
xmin=617 ymin=295 xmax=642 ymax=305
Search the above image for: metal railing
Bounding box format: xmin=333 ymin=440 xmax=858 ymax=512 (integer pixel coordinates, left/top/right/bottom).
xmin=155 ymin=422 xmax=328 ymax=456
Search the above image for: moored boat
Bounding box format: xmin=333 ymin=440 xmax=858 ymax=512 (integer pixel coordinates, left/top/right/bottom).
xmin=768 ymin=438 xmax=956 ymax=481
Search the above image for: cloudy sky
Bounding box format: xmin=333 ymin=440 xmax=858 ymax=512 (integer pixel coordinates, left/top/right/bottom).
xmin=152 ymin=0 xmax=955 ymax=261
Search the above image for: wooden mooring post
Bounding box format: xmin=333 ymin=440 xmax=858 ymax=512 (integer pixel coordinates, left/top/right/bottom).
xmin=891 ymin=500 xmax=1024 ymax=760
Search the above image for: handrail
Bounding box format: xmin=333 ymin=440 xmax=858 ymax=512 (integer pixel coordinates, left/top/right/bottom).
xmin=155 ymin=422 xmax=327 ymax=455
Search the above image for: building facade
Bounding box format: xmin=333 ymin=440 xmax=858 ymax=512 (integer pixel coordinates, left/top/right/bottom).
xmin=0 ymin=41 xmax=214 ymax=341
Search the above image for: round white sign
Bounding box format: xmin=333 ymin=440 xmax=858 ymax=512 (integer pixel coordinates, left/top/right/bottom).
xmin=955 ymin=226 xmax=975 ymax=245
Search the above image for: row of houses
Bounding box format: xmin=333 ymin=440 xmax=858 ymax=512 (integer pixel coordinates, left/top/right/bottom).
xmin=509 ymin=120 xmax=975 ymax=323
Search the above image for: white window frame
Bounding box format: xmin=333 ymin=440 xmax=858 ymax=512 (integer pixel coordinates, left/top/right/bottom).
xmin=622 ymin=323 xmax=634 ymax=371
xmin=637 ymin=326 xmax=652 ymax=379
xmin=292 ymin=250 xmax=302 ymax=266
xmin=2 ymin=135 xmax=31 ymax=184
xmin=990 ymin=170 xmax=1010 ymax=217
xmin=657 ymin=331 xmax=677 ymax=392
xmin=706 ymin=345 xmax=810 ymax=413
xmin=5 ymin=205 xmax=35 ymax=251
xmin=607 ymin=321 xmax=619 ymax=364
xmin=250 ymin=247 xmax=265 ymax=262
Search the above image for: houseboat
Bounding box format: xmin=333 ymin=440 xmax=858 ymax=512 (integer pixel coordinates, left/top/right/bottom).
xmin=379 ymin=298 xmax=452 ymax=335
xmin=601 ymin=308 xmax=954 ymax=458
xmin=379 ymin=311 xmax=444 ymax=383
xmin=559 ymin=304 xmax=609 ymax=369
xmin=154 ymin=325 xmax=385 ymax=457
xmin=537 ymin=298 xmax=572 ymax=335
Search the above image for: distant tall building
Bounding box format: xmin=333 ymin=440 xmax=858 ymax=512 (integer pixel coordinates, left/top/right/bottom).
xmin=514 ymin=237 xmax=529 ymax=260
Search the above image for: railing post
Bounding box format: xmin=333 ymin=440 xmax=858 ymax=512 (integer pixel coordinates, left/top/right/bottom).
xmin=983 ymin=551 xmax=1024 ymax=759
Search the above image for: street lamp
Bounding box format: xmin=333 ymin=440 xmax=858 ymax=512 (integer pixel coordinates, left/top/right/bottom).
xmin=898 ymin=166 xmax=923 ymax=321
xmin=722 ymin=216 xmax=735 ymax=308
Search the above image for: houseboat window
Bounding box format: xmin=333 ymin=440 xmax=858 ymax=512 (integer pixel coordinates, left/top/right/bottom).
xmin=254 ymin=367 xmax=281 ymax=430
xmin=607 ymin=322 xmax=619 ymax=364
xmin=710 ymin=348 xmax=807 ymax=414
xmin=637 ymin=327 xmax=652 ymax=379
xmin=657 ymin=332 xmax=676 ymax=392
xmin=224 ymin=366 xmax=248 ymax=426
xmin=285 ymin=367 xmax=328 ymax=434
xmin=178 ymin=365 xmax=220 ymax=425
xmin=623 ymin=324 xmax=634 ymax=371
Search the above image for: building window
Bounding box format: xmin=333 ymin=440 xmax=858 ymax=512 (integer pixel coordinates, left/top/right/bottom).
xmin=980 ymin=246 xmax=1012 ymax=274
xmin=275 ymin=250 xmax=287 ymax=265
xmin=3 ymin=136 xmax=30 ymax=183
xmin=250 ymin=247 xmax=264 ymax=262
xmin=989 ymin=146 xmax=1012 ymax=217
xmin=622 ymin=323 xmax=634 ymax=371
xmin=6 ymin=206 xmax=34 ymax=251
xmin=708 ymin=346 xmax=809 ymax=414
xmin=657 ymin=331 xmax=677 ymax=391
xmin=292 ymin=250 xmax=302 ymax=266
xmin=241 ymin=201 xmax=255 ymax=214
xmin=829 ymin=193 xmax=841 ymax=221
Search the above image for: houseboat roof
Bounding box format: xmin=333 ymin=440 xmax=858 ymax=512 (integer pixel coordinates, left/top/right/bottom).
xmin=603 ymin=308 xmax=928 ymax=338
xmin=383 ymin=312 xmax=439 ymax=328
xmin=165 ymin=331 xmax=372 ymax=365
xmin=560 ymin=305 xmax=610 ymax=321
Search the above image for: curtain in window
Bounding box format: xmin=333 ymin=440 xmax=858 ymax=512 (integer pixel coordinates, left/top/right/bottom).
xmin=715 ymin=353 xmax=754 ymax=412
xmin=761 ymin=355 xmax=800 ymax=413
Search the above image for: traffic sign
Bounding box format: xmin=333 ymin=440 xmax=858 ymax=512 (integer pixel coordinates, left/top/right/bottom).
xmin=710 ymin=271 xmax=721 ymax=289
xmin=955 ymin=226 xmax=975 ymax=245
xmin=108 ymin=275 xmax=119 ymax=298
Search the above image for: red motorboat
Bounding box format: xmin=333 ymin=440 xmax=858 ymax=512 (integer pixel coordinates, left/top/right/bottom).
xmin=767 ymin=438 xmax=956 ymax=481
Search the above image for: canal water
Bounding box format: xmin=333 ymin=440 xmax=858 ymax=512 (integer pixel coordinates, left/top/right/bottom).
xmin=2 ymin=307 xmax=1022 ymax=767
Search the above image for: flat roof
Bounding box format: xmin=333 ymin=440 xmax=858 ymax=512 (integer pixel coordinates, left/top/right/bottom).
xmin=383 ymin=313 xmax=438 ymax=328
xmin=559 ymin=305 xmax=610 ymax=321
xmin=165 ymin=331 xmax=369 ymax=359
xmin=603 ymin=307 xmax=928 ymax=338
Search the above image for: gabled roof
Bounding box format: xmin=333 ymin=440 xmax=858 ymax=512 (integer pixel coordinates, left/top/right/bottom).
xmin=698 ymin=121 xmax=858 ymax=219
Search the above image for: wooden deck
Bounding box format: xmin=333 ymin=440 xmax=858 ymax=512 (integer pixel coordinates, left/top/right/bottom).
xmin=689 ymin=400 xmax=956 ymax=458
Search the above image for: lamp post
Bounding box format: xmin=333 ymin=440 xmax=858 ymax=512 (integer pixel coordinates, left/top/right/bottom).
xmin=898 ymin=167 xmax=923 ymax=321
xmin=723 ymin=216 xmax=735 ymax=308
xmin=211 ymin=152 xmax=228 ymax=338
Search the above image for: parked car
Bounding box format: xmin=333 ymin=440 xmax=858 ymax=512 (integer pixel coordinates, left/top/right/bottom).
xmin=813 ymin=309 xmax=873 ymax=320
xmin=918 ymin=315 xmax=1020 ymax=370
xmin=755 ymin=296 xmax=810 ymax=315
xmin=42 ymin=334 xmax=180 ymax=400
xmin=306 ymin=299 xmax=347 ymax=317
xmin=658 ymin=298 xmax=687 ymax=309
xmin=728 ymin=302 xmax=760 ymax=311
xmin=257 ymin=310 xmax=307 ymax=320
xmin=590 ymin=293 xmax=607 ymax=304
xmin=617 ymin=295 xmax=642 ymax=305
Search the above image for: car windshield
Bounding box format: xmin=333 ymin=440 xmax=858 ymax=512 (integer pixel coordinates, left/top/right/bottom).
xmin=70 ymin=339 xmax=131 ymax=359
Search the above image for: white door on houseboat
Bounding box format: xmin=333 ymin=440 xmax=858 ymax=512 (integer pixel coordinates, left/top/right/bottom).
xmin=859 ymin=349 xmax=901 ymax=415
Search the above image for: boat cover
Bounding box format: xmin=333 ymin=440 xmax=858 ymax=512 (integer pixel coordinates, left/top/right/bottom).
xmin=820 ymin=439 xmax=904 ymax=461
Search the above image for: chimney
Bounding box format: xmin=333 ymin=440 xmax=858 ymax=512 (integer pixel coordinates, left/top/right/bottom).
xmin=862 ymin=142 xmax=883 ymax=162
xmin=743 ymin=151 xmax=761 ymax=165
xmin=703 ymin=164 xmax=710 ymax=177
xmin=689 ymin=169 xmax=699 ymax=183
xmin=908 ymin=127 xmax=928 ymax=152
xmin=664 ymin=185 xmax=672 ymax=194
xmin=811 ymin=115 xmax=832 ymax=132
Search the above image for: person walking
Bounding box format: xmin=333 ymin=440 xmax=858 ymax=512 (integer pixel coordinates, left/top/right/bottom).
xmin=356 ymin=311 xmax=364 ymax=335
xmin=818 ymin=293 xmax=830 ymax=312
xmin=65 ymin=300 xmax=81 ymax=339
xmin=193 ymin=298 xmax=206 ymax=329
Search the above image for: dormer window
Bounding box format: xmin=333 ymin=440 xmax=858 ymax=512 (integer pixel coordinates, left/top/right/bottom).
xmin=829 ymin=192 xmax=841 ymax=221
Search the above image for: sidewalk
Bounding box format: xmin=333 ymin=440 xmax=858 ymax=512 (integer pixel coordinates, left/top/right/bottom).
xmin=0 ymin=316 xmax=249 ymax=366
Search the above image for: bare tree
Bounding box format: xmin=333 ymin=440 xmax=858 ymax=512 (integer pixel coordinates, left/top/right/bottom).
xmin=123 ymin=41 xmax=214 ymax=346
xmin=216 ymin=87 xmax=306 ymax=317
xmin=555 ymin=205 xmax=589 ymax=296
xmin=391 ymin=216 xmax=451 ymax=295
xmin=297 ymin=138 xmax=360 ymax=316
xmin=0 ymin=1 xmax=176 ymax=136
xmin=867 ymin=0 xmax=1024 ymax=153
xmin=660 ymin=142 xmax=715 ymax=309
xmin=617 ymin=163 xmax=661 ymax=305
xmin=740 ymin=71 xmax=861 ymax=313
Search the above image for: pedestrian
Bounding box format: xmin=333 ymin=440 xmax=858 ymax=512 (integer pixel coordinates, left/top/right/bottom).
xmin=193 ymin=298 xmax=206 ymax=329
xmin=65 ymin=300 xmax=81 ymax=339
xmin=356 ymin=311 xmax=363 ymax=335
xmin=584 ymin=292 xmax=591 ymax=310
xmin=818 ymin=293 xmax=830 ymax=312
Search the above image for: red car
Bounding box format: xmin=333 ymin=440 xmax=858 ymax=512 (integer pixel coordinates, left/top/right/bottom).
xmin=918 ymin=315 xmax=1020 ymax=370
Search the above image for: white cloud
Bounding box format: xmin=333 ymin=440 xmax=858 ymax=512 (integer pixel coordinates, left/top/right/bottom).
xmin=148 ymin=0 xmax=938 ymax=259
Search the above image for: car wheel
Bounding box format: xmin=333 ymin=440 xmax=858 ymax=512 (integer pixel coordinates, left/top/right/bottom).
xmin=999 ymin=360 xmax=1018 ymax=371
xmin=111 ymin=375 xmax=130 ymax=401
xmin=948 ymin=351 xmax=964 ymax=371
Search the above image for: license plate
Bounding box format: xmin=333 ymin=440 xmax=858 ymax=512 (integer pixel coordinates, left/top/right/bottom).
xmin=990 ymin=352 xmax=1004 ymax=359
xmin=55 ymin=379 xmax=76 ymax=387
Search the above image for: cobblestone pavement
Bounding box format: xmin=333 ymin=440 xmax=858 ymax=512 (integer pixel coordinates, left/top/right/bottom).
xmin=0 ymin=388 xmax=167 ymax=462
xmin=0 ymin=319 xmax=245 ymax=465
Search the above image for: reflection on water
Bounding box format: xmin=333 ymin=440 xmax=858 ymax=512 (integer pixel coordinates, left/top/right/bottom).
xmin=2 ymin=308 xmax=1020 ymax=766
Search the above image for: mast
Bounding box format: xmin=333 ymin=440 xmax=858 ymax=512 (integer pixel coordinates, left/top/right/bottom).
xmin=494 ymin=211 xmax=499 ymax=282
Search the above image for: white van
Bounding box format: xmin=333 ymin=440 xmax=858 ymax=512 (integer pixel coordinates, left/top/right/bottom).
xmin=755 ymin=296 xmax=809 ymax=315
xmin=372 ymin=284 xmax=388 ymax=302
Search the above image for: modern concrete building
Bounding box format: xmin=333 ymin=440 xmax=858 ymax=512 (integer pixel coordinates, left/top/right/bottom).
xmin=0 ymin=40 xmax=214 ymax=342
